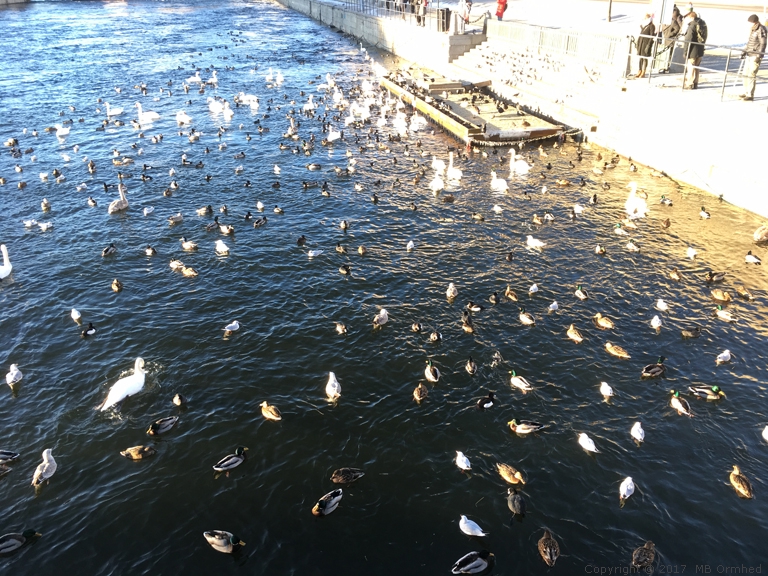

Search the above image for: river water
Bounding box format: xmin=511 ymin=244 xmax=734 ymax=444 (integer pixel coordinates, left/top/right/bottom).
xmin=1 ymin=1 xmax=767 ymax=574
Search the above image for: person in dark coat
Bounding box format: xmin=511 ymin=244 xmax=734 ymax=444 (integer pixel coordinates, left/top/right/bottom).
xmin=659 ymin=7 xmax=682 ymax=73
xmin=635 ymin=14 xmax=656 ymax=78
xmin=739 ymin=14 xmax=767 ymax=100
xmin=682 ymin=11 xmax=705 ymax=89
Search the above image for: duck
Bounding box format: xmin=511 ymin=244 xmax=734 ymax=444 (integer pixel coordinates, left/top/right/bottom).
xmin=339 ymin=264 xmax=351 ymax=276
xmin=213 ymin=446 xmax=248 ymax=474
xmin=218 ymin=220 xmax=235 ymax=234
xmin=260 ymin=401 xmax=282 ymax=421
xmin=477 ymin=392 xmax=495 ymax=410
xmin=169 ymin=259 xmax=184 ymax=271
xmin=459 ymin=515 xmax=487 ymax=537
xmin=81 ymin=322 xmax=96 ymax=338
xmin=594 ymin=244 xmax=607 ymax=255
xmin=509 ymin=370 xmax=532 ymax=393
xmin=574 ymin=285 xmax=589 ymax=300
xmin=462 ymin=311 xmax=475 ymax=334
xmin=120 ymin=445 xmax=157 ymax=460
xmin=167 ymin=212 xmax=183 ymax=225
xmin=715 ymin=305 xmax=735 ymax=322
xmin=424 ymin=360 xmax=440 ymax=383
xmin=5 ymin=364 xmax=22 ymax=387
xmin=329 ymin=468 xmax=365 ymax=485
xmin=716 ymin=349 xmax=731 ymax=364
xmin=335 ymin=243 xmax=347 ymax=255
xmin=326 ymin=371 xmax=341 ymax=400
xmin=180 ymin=237 xmax=197 ymax=251
xmin=147 ymin=416 xmax=179 ymax=435
xmin=464 ymin=356 xmax=477 ymax=375
xmin=504 ymin=286 xmax=517 ymax=301
xmin=358 ymin=246 xmax=367 ymax=256
xmin=196 ymin=205 xmax=213 ymax=216
xmin=681 ymin=325 xmax=702 ymax=338
xmin=518 ymin=307 xmax=535 ymax=326
xmin=753 ymin=224 xmax=768 ymax=242
xmin=215 ymin=240 xmax=230 ymax=255
xmin=745 ymin=250 xmax=762 ymax=265
xmin=339 ymin=220 xmax=349 ymax=230
xmin=312 ymin=488 xmax=343 ymax=516
xmin=413 ymin=382 xmax=429 ymax=403
xmin=699 ymin=206 xmax=710 ymax=219
xmin=1 ymin=528 xmax=41 ymax=559
xmin=567 ymin=324 xmax=583 ymax=343
xmin=451 ymin=550 xmax=495 ymax=575
xmin=223 ymin=320 xmax=240 ymax=336
xmin=669 ymin=268 xmax=682 ymax=281
xmin=631 ymin=422 xmax=645 ymax=443
xmin=578 ymin=432 xmax=599 ymax=453
xmin=87 ymin=196 xmax=98 ymax=207
xmin=31 ymin=449 xmax=57 ymax=487
xmin=605 ymin=342 xmax=631 ymax=359
xmin=593 ymin=313 xmax=615 ymax=329
xmin=335 ymin=322 xmax=347 ymax=335
xmin=253 ymin=216 xmax=267 ymax=228
xmin=730 ymin=465 xmax=753 ymax=498
xmin=101 ymin=243 xmax=117 ymax=257
xmin=446 ymin=282 xmax=458 ymax=300
xmin=538 ymin=530 xmax=560 ymax=567
xmin=496 ymin=462 xmax=525 ymax=485
xmin=111 ymin=278 xmax=123 ymax=292
xmin=632 ymin=542 xmax=656 ymax=568
xmin=203 ymin=530 xmax=245 ymax=554
xmin=670 ymin=390 xmax=694 ymax=417
xmin=372 ymin=308 xmax=388 ymax=327
xmin=181 ymin=266 xmax=198 ymax=277
xmin=641 ymin=356 xmax=666 ymax=378
xmin=466 ymin=301 xmax=485 ymax=313
xmin=689 ymin=385 xmax=725 ymax=400
xmin=705 ymin=270 xmax=726 ymax=283
xmin=735 ymin=285 xmax=754 ymax=300
xmin=172 ymin=393 xmax=187 ymax=407
xmin=507 ymin=419 xmax=546 ymax=434
xmin=427 ymin=330 xmax=442 ymax=343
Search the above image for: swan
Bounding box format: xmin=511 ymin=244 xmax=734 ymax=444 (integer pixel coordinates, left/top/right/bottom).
xmin=326 ymin=371 xmax=341 ymax=400
xmin=265 ymin=67 xmax=274 ymax=82
xmin=99 ymin=358 xmax=146 ymax=411
xmin=275 ymin=70 xmax=284 ymax=84
xmin=134 ymin=102 xmax=160 ymax=124
xmin=510 ymin=154 xmax=530 ymax=175
xmin=446 ymin=152 xmax=462 ymax=181
xmin=55 ymin=124 xmax=70 ymax=138
xmin=625 ymin=182 xmax=648 ymax=219
xmin=0 ymin=244 xmax=12 ymax=280
xmin=186 ymin=71 xmax=202 ymax=84
xmin=215 ymin=240 xmax=229 ymax=255
xmin=490 ymin=171 xmax=508 ymax=192
xmin=222 ymin=102 xmax=234 ymax=120
xmin=107 ymin=184 xmax=128 ymax=214
xmin=175 ymin=110 xmax=192 ymax=125
xmin=105 ymin=102 xmax=123 ymax=117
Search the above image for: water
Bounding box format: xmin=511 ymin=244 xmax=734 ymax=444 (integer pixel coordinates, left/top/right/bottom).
xmin=1 ymin=1 xmax=767 ymax=573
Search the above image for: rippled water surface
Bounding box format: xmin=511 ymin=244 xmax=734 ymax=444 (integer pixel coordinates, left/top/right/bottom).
xmin=1 ymin=1 xmax=767 ymax=574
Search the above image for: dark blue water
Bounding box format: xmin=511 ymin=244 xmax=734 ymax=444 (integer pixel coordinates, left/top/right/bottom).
xmin=1 ymin=1 xmax=767 ymax=574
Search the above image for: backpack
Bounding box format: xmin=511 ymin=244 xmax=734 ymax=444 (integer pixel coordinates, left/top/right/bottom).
xmin=696 ymin=19 xmax=708 ymax=44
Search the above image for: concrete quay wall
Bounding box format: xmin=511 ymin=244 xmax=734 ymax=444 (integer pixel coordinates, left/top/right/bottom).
xmin=0 ymin=0 xmax=29 ymax=6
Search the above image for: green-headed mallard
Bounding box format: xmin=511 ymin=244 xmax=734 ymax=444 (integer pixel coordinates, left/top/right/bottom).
xmin=450 ymin=550 xmax=495 ymax=574
xmin=715 ymin=305 xmax=735 ymax=322
xmin=330 ymin=467 xmax=365 ymax=484
xmin=120 ymin=445 xmax=156 ymax=460
xmin=213 ymin=446 xmax=248 ymax=474
xmin=641 ymin=356 xmax=666 ymax=378
xmin=203 ymin=530 xmax=245 ymax=554
xmin=509 ymin=370 xmax=532 ymax=393
xmin=424 ymin=360 xmax=440 ymax=383
xmin=670 ymin=390 xmax=693 ymax=417
xmin=705 ymin=270 xmax=726 ymax=283
xmin=0 ymin=529 xmax=42 ymax=555
xmin=730 ymin=465 xmax=753 ymax=498
xmin=689 ymin=385 xmax=725 ymax=400
xmin=574 ymin=284 xmax=589 ymax=300
xmin=147 ymin=416 xmax=178 ymax=435
xmin=519 ymin=307 xmax=535 ymax=326
xmin=312 ymin=488 xmax=343 ymax=516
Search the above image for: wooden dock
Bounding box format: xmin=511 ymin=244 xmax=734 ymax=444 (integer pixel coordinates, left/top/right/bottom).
xmin=380 ymin=69 xmax=563 ymax=146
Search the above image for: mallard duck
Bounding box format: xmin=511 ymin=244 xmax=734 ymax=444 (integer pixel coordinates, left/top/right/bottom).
xmin=180 ymin=237 xmax=197 ymax=251
xmin=532 ymin=213 xmax=542 ymax=225
xmin=358 ymin=246 xmax=367 ymax=256
xmin=507 ymin=419 xmax=545 ymax=434
xmin=504 ymin=286 xmax=517 ymax=301
xmin=424 ymin=360 xmax=440 ymax=383
xmin=0 ymin=529 xmax=42 ymax=555
xmin=462 ymin=314 xmax=475 ymax=334
xmin=102 ymin=243 xmax=117 ymax=257
xmin=465 ymin=356 xmax=477 ymax=375
xmin=203 ymin=530 xmax=245 ymax=554
xmin=335 ymin=243 xmax=347 ymax=254
xmin=711 ymin=289 xmax=732 ymax=302
xmin=681 ymin=326 xmax=701 ymax=338
xmin=253 ymin=216 xmax=267 ymax=228
xmin=330 ymin=467 xmax=365 ymax=484
xmin=595 ymin=244 xmax=606 ymax=255
xmin=477 ymin=392 xmax=495 ymax=410
xmin=689 ymin=385 xmax=725 ymax=400
xmin=339 ymin=264 xmax=351 ymax=276
xmin=669 ymin=268 xmax=682 ymax=281
xmin=31 ymin=449 xmax=56 ymax=486
xmin=181 ymin=266 xmax=198 ymax=277
xmin=0 ymin=450 xmax=20 ymax=465
xmin=147 ymin=416 xmax=179 ymax=435
xmin=509 ymin=370 xmax=532 ymax=392
xmin=213 ymin=446 xmax=248 ymax=473
xmin=538 ymin=530 xmax=560 ymax=567
xmin=641 ymin=356 xmax=666 ymax=378
xmin=592 ymin=313 xmax=614 ymax=330
xmin=167 ymin=212 xmax=183 ymax=225
xmin=735 ymin=285 xmax=753 ymax=300
xmin=519 ymin=307 xmax=535 ymax=326
xmin=730 ymin=465 xmax=753 ymax=498
xmin=605 ymin=342 xmax=630 ymax=359
xmin=219 ymin=221 xmax=235 ymax=235
xmin=632 ymin=542 xmax=656 ymax=568
xmin=450 ymin=550 xmax=495 ymax=575
xmin=705 ymin=270 xmax=726 ymax=283
xmin=169 ymin=259 xmax=184 ymax=270
xmin=312 ymin=488 xmax=343 ymax=516
xmin=496 ymin=462 xmax=525 ymax=484
xmin=670 ymin=390 xmax=693 ymax=417
xmin=120 ymin=445 xmax=156 ymax=460
xmin=260 ymin=401 xmax=282 ymax=421
xmin=334 ymin=322 xmax=347 ymax=335
xmin=111 ymin=278 xmax=123 ymax=292
xmin=574 ymin=284 xmax=589 ymax=300
xmin=196 ymin=205 xmax=213 ymax=216
xmin=413 ymin=382 xmax=428 ymax=403
xmin=715 ymin=305 xmax=735 ymax=322
xmin=567 ymin=324 xmax=583 ymax=343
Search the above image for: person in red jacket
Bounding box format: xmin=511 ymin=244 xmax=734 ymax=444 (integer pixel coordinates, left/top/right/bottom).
xmin=495 ymin=0 xmax=508 ymax=21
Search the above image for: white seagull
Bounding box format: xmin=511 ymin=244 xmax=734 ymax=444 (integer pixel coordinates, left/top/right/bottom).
xmin=459 ymin=515 xmax=488 ymax=537
xmin=631 ymin=422 xmax=645 ymax=443
xmin=455 ymin=451 xmax=471 ymax=471
xmin=578 ymin=433 xmax=599 ymax=453
xmin=6 ymin=364 xmax=22 ymax=387
xmin=31 ymin=449 xmax=57 ymax=487
xmin=326 ymin=371 xmax=341 ymax=400
xmin=620 ymin=476 xmax=635 ymax=504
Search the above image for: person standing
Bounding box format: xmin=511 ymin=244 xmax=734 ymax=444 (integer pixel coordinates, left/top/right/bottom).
xmin=416 ymin=0 xmax=427 ymax=26
xmin=495 ymin=0 xmax=508 ymax=21
xmin=634 ymin=14 xmax=656 ymax=78
xmin=739 ymin=14 xmax=767 ymax=101
xmin=682 ymin=11 xmax=706 ymax=89
xmin=659 ymin=7 xmax=682 ymax=73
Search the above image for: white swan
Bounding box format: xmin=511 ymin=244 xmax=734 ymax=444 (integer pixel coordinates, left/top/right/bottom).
xmin=275 ymin=70 xmax=284 ymax=84
xmin=175 ymin=110 xmax=192 ymax=125
xmin=429 ymin=174 xmax=444 ymax=193
xmin=99 ymin=357 xmax=146 ymax=411
xmin=107 ymin=184 xmax=129 ymax=214
xmin=105 ymin=102 xmax=124 ymax=117
xmin=265 ymin=67 xmax=274 ymax=83
xmin=134 ymin=102 xmax=160 ymax=124
xmin=55 ymin=124 xmax=70 ymax=138
xmin=186 ymin=71 xmax=202 ymax=84
xmin=31 ymin=449 xmax=57 ymax=487
xmin=431 ymin=155 xmax=446 ymax=174
xmin=490 ymin=170 xmax=508 ymax=192
xmin=446 ymin=152 xmax=462 ymax=181
xmin=0 ymin=244 xmax=12 ymax=280
xmin=625 ymin=182 xmax=648 ymax=219
xmin=326 ymin=371 xmax=341 ymax=400
xmin=510 ymin=154 xmax=530 ymax=175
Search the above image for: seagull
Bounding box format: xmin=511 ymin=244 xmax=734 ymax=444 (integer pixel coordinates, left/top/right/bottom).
xmin=650 ymin=315 xmax=662 ymax=330
xmin=526 ymin=235 xmax=545 ymax=249
xmin=716 ymin=350 xmax=731 ymax=364
xmin=459 ymin=515 xmax=488 ymax=537
xmin=71 ymin=308 xmax=82 ymax=323
xmin=6 ymin=364 xmax=22 ymax=387
xmin=686 ymin=247 xmax=697 ymax=260
xmin=455 ymin=451 xmax=471 ymax=471
xmin=578 ymin=433 xmax=599 ymax=453
xmin=223 ymin=320 xmax=240 ymax=335
xmin=620 ymin=476 xmax=635 ymax=504
xmin=548 ymin=301 xmax=558 ymax=311
xmin=631 ymin=422 xmax=645 ymax=443
xmin=600 ymin=381 xmax=614 ymax=398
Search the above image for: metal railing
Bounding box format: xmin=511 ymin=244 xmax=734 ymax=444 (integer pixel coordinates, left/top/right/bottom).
xmin=630 ymin=33 xmax=767 ymax=101
xmin=342 ymin=0 xmax=455 ymax=33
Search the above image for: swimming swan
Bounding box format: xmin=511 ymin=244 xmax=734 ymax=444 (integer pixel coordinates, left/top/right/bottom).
xmin=98 ymin=357 xmax=146 ymax=411
xmin=107 ymin=184 xmax=129 ymax=214
xmin=0 ymin=244 xmax=12 ymax=280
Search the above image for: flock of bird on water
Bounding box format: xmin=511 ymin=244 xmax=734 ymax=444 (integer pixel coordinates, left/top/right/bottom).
xmin=1 ymin=35 xmax=768 ymax=572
